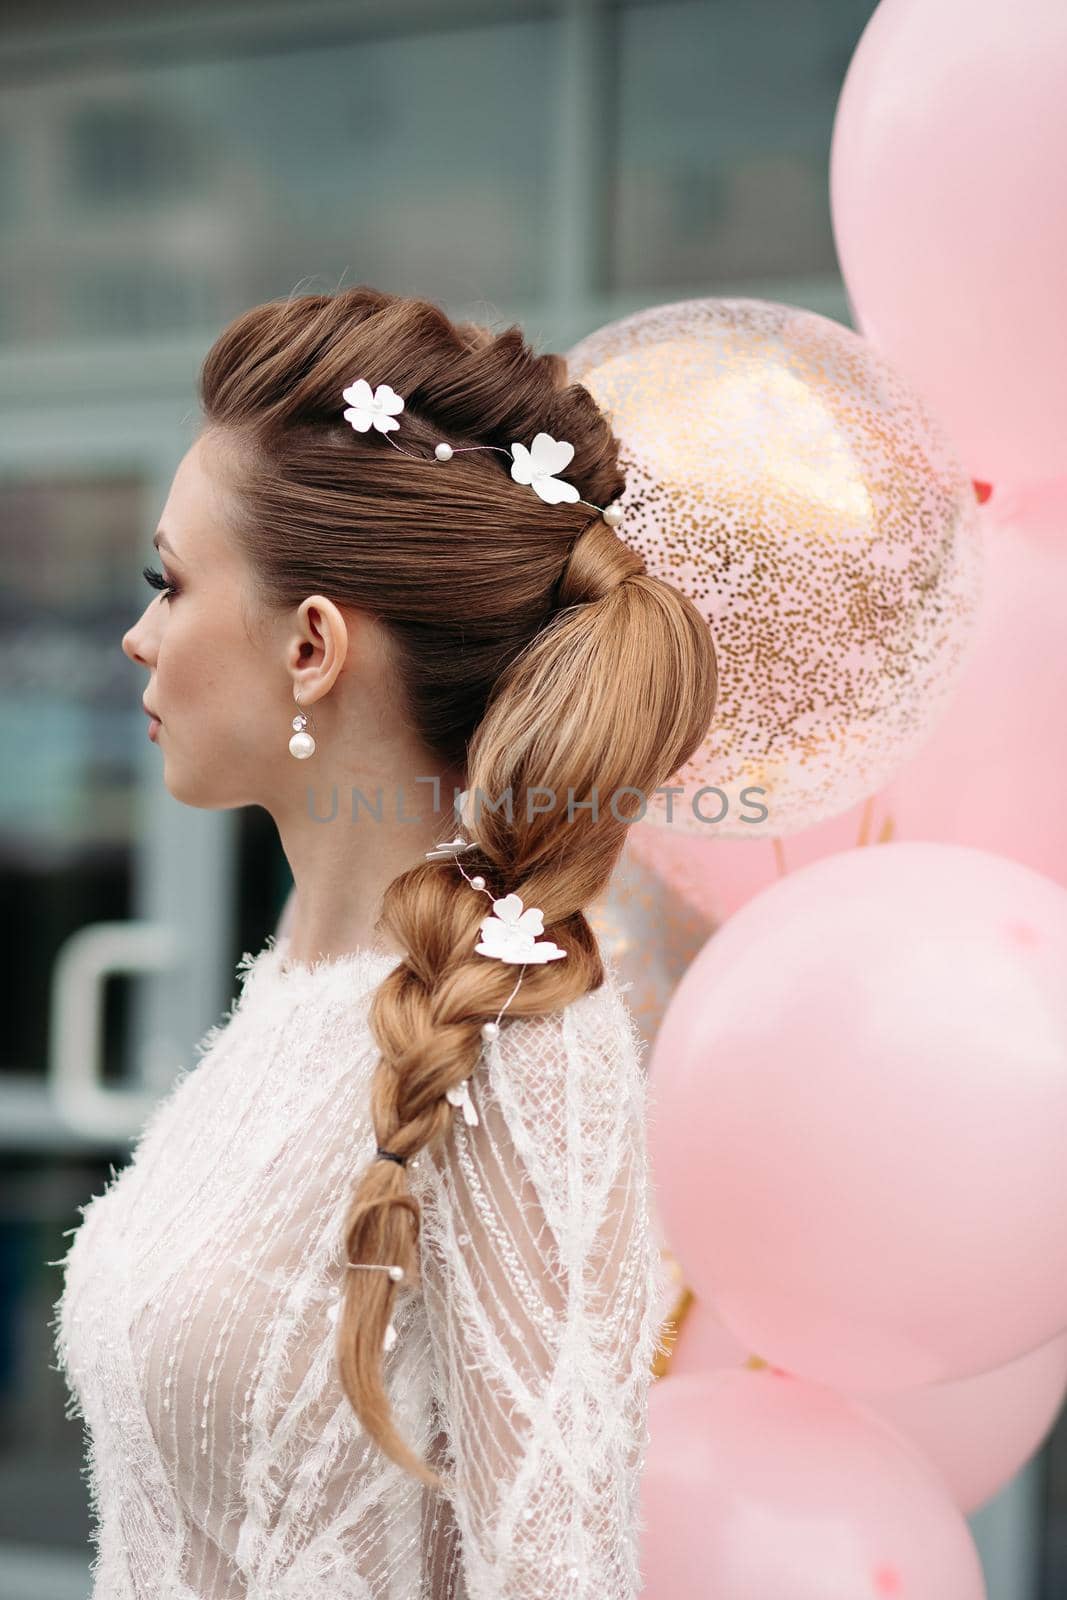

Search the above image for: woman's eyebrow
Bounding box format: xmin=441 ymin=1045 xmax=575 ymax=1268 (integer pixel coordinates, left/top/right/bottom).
xmin=153 ymin=529 xmax=183 ymax=561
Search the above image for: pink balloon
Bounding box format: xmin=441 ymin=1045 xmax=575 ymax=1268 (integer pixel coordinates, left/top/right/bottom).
xmin=666 ymin=1300 xmax=1067 ymax=1516
xmin=863 ymin=1331 xmax=1067 ymax=1516
xmin=885 ymin=483 xmax=1067 ymax=887
xmin=830 ymin=0 xmax=1067 ymax=492
xmin=649 ymin=841 xmax=1067 ymax=1391
xmin=641 ymin=1369 xmax=985 ymax=1599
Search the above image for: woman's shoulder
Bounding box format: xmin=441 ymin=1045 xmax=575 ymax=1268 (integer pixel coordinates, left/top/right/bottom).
xmin=483 ymin=949 xmax=649 ymax=1121
xmin=410 ymin=952 xmax=650 ymax=1216
xmin=531 ymin=947 xmax=645 ymax=1059
xmin=569 ymin=946 xmax=645 ymax=1054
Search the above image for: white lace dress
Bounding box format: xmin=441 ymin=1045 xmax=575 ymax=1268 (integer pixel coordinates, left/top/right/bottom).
xmin=51 ymin=932 xmax=669 ymax=1599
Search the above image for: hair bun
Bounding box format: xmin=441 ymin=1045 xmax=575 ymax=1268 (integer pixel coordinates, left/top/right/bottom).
xmin=555 ymin=516 xmax=645 ymax=609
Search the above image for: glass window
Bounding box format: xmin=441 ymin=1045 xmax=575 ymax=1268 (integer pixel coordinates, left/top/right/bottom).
xmin=1 ymin=17 xmax=557 ymax=346
xmin=611 ymin=0 xmax=878 ymax=293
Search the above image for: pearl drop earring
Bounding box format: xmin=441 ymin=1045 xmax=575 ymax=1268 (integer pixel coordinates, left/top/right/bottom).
xmin=289 ymin=692 xmax=317 ymax=760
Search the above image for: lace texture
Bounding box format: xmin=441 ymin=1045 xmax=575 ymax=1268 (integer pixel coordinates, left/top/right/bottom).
xmin=50 ymin=932 xmax=670 ymax=1599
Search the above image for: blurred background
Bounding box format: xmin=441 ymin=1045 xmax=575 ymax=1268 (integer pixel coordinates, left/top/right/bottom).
xmin=0 ymin=1 xmax=1059 ymax=1596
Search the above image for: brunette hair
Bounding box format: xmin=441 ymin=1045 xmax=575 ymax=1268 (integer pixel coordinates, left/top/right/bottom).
xmin=197 ymin=285 xmax=717 ymax=1486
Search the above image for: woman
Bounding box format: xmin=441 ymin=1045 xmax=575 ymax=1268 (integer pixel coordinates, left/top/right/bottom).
xmin=52 ymin=286 xmax=717 ymax=1599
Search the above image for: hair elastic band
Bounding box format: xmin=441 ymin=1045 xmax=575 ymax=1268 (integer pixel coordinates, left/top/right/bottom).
xmin=376 ymin=1146 xmax=408 ymax=1166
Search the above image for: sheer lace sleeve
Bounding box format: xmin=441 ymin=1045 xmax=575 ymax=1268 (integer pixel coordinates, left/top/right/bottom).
xmin=411 ymin=969 xmax=665 ymax=1600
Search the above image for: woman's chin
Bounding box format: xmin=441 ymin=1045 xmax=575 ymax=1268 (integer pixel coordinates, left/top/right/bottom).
xmin=163 ymin=766 xmax=252 ymax=812
xmin=159 ymin=758 xmax=219 ymax=810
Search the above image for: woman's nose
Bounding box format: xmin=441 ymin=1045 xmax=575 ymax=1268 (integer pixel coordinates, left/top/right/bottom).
xmin=122 ymin=622 xmax=143 ymax=665
xmin=122 ymin=602 xmax=156 ymax=667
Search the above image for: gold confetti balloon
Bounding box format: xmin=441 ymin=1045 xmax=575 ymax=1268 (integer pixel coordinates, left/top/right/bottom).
xmin=566 ymin=298 xmax=984 ymax=839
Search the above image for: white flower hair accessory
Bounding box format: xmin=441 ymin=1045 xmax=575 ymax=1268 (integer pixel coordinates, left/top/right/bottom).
xmin=509 ymin=434 xmax=581 ymax=506
xmin=339 ymin=375 xmax=624 ymax=526
xmin=341 ymin=379 xmax=404 ymax=434
xmin=475 ymin=893 xmax=568 ymax=964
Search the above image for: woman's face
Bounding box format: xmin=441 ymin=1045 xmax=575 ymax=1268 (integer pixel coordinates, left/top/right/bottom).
xmin=122 ymin=433 xmax=306 ymax=810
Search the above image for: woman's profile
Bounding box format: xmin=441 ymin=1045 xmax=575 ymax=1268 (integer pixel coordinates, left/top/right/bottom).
xmin=51 ymin=285 xmax=718 ymax=1599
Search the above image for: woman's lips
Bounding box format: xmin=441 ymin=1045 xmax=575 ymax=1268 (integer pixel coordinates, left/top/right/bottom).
xmin=147 ymin=716 xmax=161 ymax=741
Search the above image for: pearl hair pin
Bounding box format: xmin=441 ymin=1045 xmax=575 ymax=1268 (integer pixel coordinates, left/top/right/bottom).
xmin=346 ymin=1263 xmax=405 ymax=1281
xmin=341 ymin=1262 xmax=406 ymax=1352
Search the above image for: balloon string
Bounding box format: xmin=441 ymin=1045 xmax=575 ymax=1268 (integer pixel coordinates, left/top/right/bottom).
xmin=856 ymin=795 xmax=875 ymax=847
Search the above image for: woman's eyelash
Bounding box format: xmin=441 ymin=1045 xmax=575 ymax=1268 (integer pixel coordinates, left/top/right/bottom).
xmin=142 ymin=563 xmax=179 ymax=600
